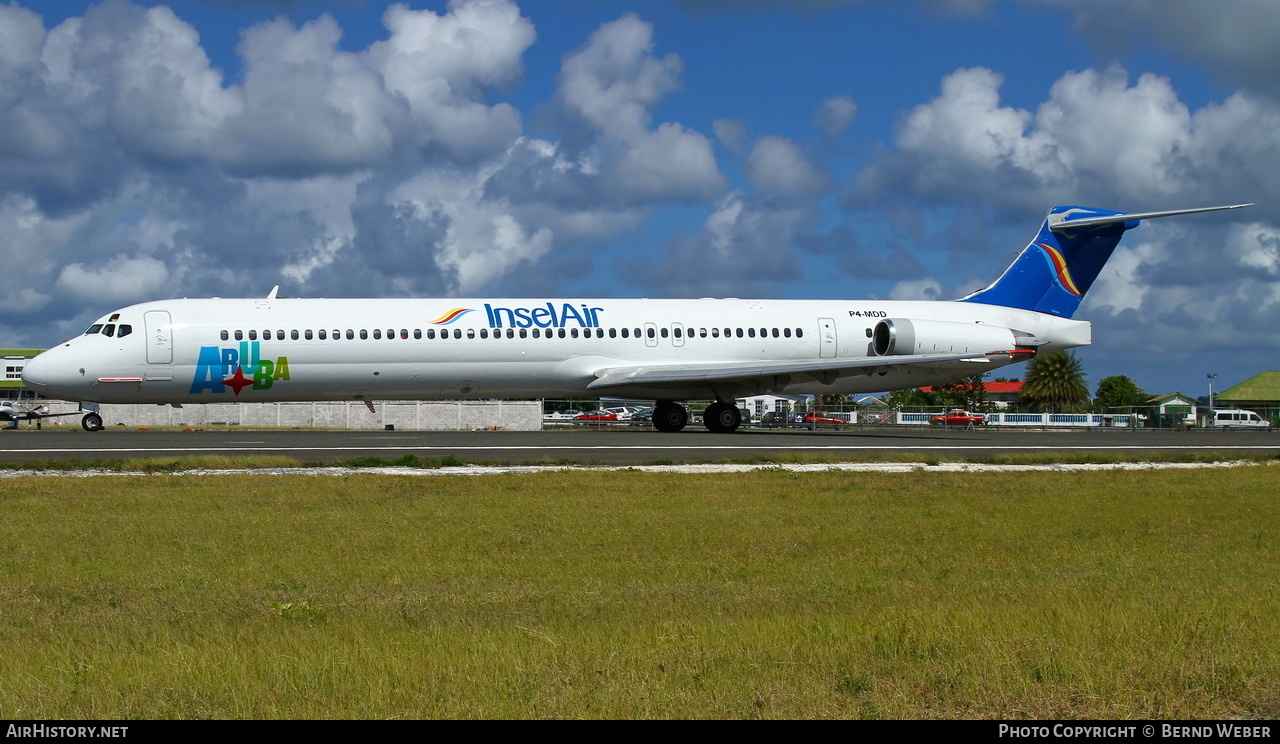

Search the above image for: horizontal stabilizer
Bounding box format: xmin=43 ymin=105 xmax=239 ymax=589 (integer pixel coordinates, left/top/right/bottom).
xmin=1050 ymin=203 xmax=1254 ymax=231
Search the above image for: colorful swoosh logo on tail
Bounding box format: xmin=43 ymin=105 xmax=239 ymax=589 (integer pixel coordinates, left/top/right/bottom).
xmin=429 ymin=308 xmax=475 ymax=325
xmin=1037 ymin=243 xmax=1082 ymax=297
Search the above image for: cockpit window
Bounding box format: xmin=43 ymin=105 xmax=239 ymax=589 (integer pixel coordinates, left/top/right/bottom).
xmin=85 ymin=324 xmax=103 ymax=335
xmin=102 ymin=324 xmax=116 ymax=337
xmin=117 ymin=324 xmax=132 ymax=338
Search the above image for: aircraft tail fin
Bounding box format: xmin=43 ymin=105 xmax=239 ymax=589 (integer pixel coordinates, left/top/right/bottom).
xmin=959 ymin=203 xmax=1253 ymax=318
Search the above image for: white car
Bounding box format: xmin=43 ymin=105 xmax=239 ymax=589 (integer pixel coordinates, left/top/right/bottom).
xmin=1207 ymin=409 xmax=1270 ymax=428
xmin=542 ymin=409 xmax=582 ymax=422
xmin=603 ymin=406 xmax=639 ymax=421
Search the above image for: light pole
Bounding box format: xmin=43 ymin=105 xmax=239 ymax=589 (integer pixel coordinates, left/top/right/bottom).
xmin=1207 ymin=373 xmax=1218 ymax=420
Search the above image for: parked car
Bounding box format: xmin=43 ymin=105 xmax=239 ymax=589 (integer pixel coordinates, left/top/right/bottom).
xmin=760 ymin=411 xmax=789 ymax=428
xmin=573 ymin=410 xmax=619 ymax=425
xmin=930 ymin=409 xmax=987 ymax=427
xmin=603 ymin=406 xmax=640 ymax=421
xmin=629 ymin=407 xmax=654 ymax=426
xmin=542 ymin=409 xmax=582 ymax=423
xmin=1207 ymin=409 xmax=1270 ymax=428
xmin=801 ymin=411 xmax=851 ymax=429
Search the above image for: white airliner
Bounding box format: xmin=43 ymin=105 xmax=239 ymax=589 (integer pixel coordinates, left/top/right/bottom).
xmin=21 ymin=203 xmax=1252 ymax=433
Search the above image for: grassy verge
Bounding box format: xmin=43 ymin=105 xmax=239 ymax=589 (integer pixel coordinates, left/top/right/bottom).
xmin=1 ymin=467 xmax=1277 ymax=718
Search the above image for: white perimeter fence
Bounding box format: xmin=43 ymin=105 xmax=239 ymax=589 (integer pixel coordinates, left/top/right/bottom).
xmin=32 ymin=400 xmax=543 ymax=431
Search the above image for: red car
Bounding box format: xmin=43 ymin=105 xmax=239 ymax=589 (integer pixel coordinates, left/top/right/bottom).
xmin=573 ymin=410 xmax=619 ymax=425
xmin=801 ymin=411 xmax=850 ymax=429
xmin=930 ymin=409 xmax=987 ymax=427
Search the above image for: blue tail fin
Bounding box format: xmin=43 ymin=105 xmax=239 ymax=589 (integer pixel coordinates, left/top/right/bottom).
xmin=959 ymin=203 xmax=1254 ymax=318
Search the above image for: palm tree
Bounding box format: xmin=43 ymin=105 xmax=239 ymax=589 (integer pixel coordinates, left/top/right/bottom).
xmin=1021 ymin=351 xmax=1089 ymax=410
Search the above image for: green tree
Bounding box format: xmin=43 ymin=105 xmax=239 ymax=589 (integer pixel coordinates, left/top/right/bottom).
xmin=929 ymin=380 xmax=967 ymax=408
xmin=1021 ymin=351 xmax=1089 ymax=410
xmin=814 ymin=393 xmax=850 ymax=408
xmin=885 ymin=388 xmax=934 ymax=408
xmin=960 ymin=373 xmax=989 ymax=411
xmin=1094 ymin=375 xmax=1148 ymax=410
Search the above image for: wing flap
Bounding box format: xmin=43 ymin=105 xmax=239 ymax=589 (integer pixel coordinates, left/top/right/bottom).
xmin=587 ymin=351 xmax=1013 ymax=390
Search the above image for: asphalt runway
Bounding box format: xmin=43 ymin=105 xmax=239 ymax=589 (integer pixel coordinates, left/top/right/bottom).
xmin=2 ymin=426 xmax=1277 ymax=466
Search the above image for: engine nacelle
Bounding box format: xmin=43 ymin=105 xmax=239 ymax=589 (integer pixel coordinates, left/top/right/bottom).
xmin=872 ymin=318 xmax=1024 ymax=356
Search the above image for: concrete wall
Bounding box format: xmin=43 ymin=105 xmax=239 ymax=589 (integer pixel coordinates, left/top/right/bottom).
xmin=34 ymin=400 xmax=543 ymax=431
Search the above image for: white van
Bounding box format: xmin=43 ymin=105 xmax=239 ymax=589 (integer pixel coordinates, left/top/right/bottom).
xmin=1208 ymin=409 xmax=1270 ymax=428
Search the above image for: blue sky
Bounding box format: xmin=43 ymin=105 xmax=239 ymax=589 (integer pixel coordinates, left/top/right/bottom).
xmin=4 ymin=0 xmax=1280 ymax=399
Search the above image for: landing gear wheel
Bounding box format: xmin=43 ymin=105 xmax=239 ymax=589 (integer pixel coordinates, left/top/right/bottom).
xmin=81 ymin=413 xmax=104 ymax=432
xmin=652 ymin=401 xmax=688 ymax=432
xmin=703 ymin=402 xmax=742 ymax=433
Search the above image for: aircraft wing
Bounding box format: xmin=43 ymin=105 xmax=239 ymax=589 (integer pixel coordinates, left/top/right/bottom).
xmin=587 ymin=350 xmax=1023 ymax=391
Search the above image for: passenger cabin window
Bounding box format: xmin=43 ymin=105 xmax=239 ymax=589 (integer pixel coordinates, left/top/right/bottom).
xmin=249 ymin=330 xmax=258 ymax=340
xmin=235 ymin=330 xmax=244 ymax=341
xmin=413 ymin=329 xmax=421 ymax=339
xmin=220 ymin=330 xmax=229 ymax=341
xmin=360 ymin=330 xmax=369 ymax=340
xmin=373 ymin=329 xmax=382 ymax=340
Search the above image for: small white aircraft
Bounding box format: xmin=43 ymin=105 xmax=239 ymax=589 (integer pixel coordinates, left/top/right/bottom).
xmin=22 ymin=203 xmax=1252 ymax=433
xmin=0 ymin=399 xmax=94 ymax=429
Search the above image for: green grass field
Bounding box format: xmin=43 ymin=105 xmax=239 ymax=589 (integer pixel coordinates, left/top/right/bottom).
xmin=1 ymin=467 xmax=1277 ymax=719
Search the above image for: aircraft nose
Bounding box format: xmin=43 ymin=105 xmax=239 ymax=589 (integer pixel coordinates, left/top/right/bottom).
xmin=21 ymin=354 xmax=47 ymax=389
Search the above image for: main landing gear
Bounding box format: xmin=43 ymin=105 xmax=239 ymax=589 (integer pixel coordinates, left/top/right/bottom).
xmin=651 ymin=400 xmax=743 ymax=433
xmin=702 ymin=401 xmax=742 ymax=434
xmin=652 ymin=401 xmax=688 ymax=432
